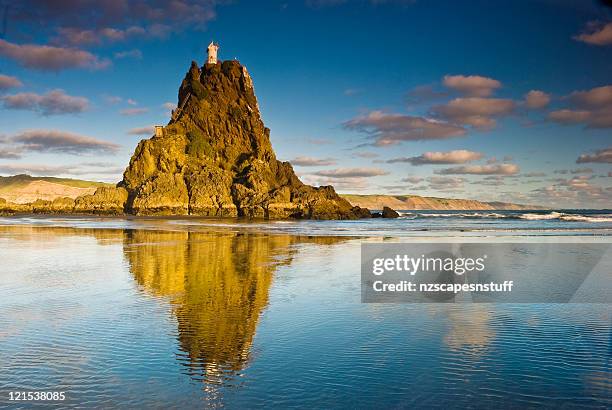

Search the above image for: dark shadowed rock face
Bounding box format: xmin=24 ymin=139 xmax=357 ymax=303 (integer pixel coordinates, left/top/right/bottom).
xmin=382 ymin=206 xmax=400 ymax=218
xmin=117 ymin=60 xmax=369 ymax=219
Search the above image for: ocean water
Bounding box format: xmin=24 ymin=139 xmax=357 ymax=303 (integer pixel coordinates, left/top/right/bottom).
xmin=0 ymin=216 xmax=610 ymax=408
xmin=0 ymin=209 xmax=611 ymax=238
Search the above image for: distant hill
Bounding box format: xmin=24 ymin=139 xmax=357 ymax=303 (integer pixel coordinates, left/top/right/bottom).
xmin=340 ymin=194 xmax=544 ymax=210
xmin=0 ymin=174 xmax=112 ymax=204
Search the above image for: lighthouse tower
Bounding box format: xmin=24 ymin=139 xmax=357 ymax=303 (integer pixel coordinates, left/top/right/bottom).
xmin=207 ymin=41 xmax=219 ymax=65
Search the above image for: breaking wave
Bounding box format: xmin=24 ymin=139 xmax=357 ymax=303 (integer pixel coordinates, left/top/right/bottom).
xmin=517 ymin=212 xmax=612 ymax=222
xmin=397 ymin=211 xmax=612 ymax=223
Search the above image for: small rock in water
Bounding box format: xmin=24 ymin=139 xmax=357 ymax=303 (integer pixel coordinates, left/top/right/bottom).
xmin=382 ymin=206 xmax=400 ymax=218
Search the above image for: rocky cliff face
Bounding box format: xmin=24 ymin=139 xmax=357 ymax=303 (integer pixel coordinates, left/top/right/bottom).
xmin=117 ymin=60 xmax=368 ymax=219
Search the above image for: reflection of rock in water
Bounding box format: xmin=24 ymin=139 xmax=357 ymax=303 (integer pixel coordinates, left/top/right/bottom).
xmin=443 ymin=305 xmax=495 ymax=357
xmin=123 ymin=230 xmax=342 ymax=384
xmin=0 ymin=225 xmax=126 ymax=244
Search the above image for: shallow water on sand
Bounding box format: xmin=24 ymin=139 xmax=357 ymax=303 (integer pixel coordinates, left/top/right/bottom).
xmin=0 ymin=221 xmax=610 ymax=408
xmin=1 ymin=212 xmax=611 ymax=238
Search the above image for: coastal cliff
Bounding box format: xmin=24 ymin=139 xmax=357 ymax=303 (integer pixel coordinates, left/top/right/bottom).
xmin=341 ymin=194 xmax=542 ymax=210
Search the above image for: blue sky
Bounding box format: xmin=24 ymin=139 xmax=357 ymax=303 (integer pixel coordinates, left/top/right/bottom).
xmin=0 ymin=0 xmax=610 ymax=208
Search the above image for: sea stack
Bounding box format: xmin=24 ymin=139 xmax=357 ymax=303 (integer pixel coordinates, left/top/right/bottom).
xmin=114 ymin=45 xmax=369 ymax=219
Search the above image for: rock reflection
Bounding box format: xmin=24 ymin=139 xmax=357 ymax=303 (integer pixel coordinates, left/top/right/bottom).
xmin=123 ymin=229 xmax=343 ymax=385
xmin=443 ymin=305 xmax=495 ymax=357
xmin=0 ymin=225 xmax=125 ymax=244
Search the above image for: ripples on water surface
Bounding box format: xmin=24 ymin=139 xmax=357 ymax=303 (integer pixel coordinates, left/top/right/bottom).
xmin=0 ymin=219 xmax=610 ymax=408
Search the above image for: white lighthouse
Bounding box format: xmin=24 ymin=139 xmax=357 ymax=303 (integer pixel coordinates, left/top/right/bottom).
xmin=207 ymin=41 xmax=219 ymax=65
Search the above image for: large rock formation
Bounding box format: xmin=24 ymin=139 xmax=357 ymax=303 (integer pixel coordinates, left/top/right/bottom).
xmin=116 ymin=60 xmax=369 ymax=219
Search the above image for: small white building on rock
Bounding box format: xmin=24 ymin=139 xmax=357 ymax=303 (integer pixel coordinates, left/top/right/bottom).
xmin=207 ymin=41 xmax=220 ymax=64
xmin=154 ymin=125 xmax=164 ymax=138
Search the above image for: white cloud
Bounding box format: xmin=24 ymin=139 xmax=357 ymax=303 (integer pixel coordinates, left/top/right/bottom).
xmin=0 ymin=74 xmax=23 ymax=90
xmin=290 ymin=156 xmax=337 ymax=166
xmin=0 ymin=148 xmax=22 ymax=159
xmin=435 ymin=164 xmax=520 ymax=175
xmin=0 ymin=163 xmax=75 ymax=176
xmin=574 ymin=22 xmax=612 ymax=46
xmin=300 ymin=174 xmax=370 ymax=191
xmin=576 ymin=147 xmax=612 ymax=164
xmin=524 ymin=90 xmax=551 ymax=109
xmin=344 ymin=111 xmax=466 ymax=145
xmin=569 ymin=85 xmax=612 ymax=108
xmin=12 ymin=130 xmax=120 ymax=154
xmin=427 ymin=176 xmax=465 ymax=191
xmin=548 ymin=109 xmax=591 ymax=123
xmin=387 ymin=149 xmax=483 ymax=165
xmin=432 ymin=97 xmax=516 ymax=129
xmin=401 ymin=176 xmax=424 ymax=184
xmin=56 ymin=26 xmax=146 ymax=46
xmin=313 ymin=167 xmax=389 ymax=178
xmin=2 ymin=89 xmax=89 ymax=115
xmin=0 ymin=39 xmax=110 ymax=71
xmin=549 ymin=85 xmax=612 ymax=128
xmin=442 ymin=75 xmax=501 ymax=97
